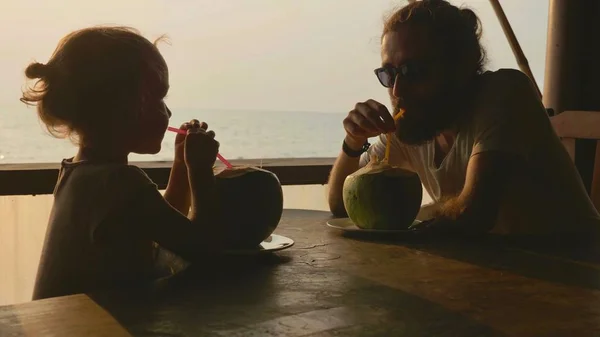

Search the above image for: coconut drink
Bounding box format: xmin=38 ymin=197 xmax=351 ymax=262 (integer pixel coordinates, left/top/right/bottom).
xmin=214 ymin=166 xmax=284 ymax=248
xmin=342 ymin=155 xmax=422 ymax=230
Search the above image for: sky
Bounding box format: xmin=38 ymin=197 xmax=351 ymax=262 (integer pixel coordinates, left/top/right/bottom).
xmin=0 ymin=0 xmax=549 ymax=114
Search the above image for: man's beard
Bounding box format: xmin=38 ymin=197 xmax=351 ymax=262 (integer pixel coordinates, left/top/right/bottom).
xmin=393 ymin=94 xmax=464 ymax=146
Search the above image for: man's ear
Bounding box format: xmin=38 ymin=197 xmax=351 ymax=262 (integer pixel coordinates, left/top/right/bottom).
xmin=462 ymin=50 xmax=481 ymax=77
xmin=448 ymin=47 xmax=479 ymax=82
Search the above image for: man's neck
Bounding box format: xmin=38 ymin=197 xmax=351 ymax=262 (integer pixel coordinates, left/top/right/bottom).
xmin=430 ymin=74 xmax=481 ymax=156
xmin=435 ymin=130 xmax=456 ymax=155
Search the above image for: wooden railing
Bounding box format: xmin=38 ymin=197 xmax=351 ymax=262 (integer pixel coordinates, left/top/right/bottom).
xmin=0 ymin=158 xmax=335 ymax=196
xmin=550 ymin=110 xmax=600 ymax=210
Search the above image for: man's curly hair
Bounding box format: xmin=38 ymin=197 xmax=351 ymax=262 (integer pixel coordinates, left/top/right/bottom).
xmin=383 ymin=0 xmax=487 ymax=74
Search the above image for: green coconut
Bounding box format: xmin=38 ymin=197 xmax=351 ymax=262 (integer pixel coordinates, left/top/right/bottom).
xmin=342 ymin=156 xmax=422 ymax=230
xmin=214 ymin=166 xmax=284 ymax=248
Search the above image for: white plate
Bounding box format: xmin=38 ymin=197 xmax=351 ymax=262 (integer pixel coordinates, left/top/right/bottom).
xmin=326 ymin=217 xmax=421 ymax=233
xmin=223 ymin=234 xmax=294 ymax=255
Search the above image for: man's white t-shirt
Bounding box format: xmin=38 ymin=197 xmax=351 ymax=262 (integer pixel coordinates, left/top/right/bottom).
xmin=360 ymin=69 xmax=600 ymax=235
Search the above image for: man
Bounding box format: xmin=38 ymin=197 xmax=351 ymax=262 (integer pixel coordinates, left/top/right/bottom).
xmin=328 ymin=0 xmax=600 ymax=235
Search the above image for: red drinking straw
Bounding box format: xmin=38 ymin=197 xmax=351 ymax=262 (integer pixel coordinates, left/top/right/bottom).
xmin=167 ymin=126 xmax=233 ymax=168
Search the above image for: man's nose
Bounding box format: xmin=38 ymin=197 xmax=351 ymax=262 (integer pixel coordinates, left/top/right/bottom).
xmin=391 ymin=75 xmax=407 ymax=99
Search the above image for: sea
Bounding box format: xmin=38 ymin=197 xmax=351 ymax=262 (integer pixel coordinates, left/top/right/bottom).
xmin=0 ymin=109 xmax=347 ymax=164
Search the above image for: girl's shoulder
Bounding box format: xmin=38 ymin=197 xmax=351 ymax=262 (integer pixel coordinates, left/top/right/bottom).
xmin=56 ymin=159 xmax=158 ymax=196
xmin=51 ymin=160 xmax=165 ymax=242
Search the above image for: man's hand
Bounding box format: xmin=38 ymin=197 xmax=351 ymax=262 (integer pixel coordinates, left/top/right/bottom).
xmin=343 ymin=99 xmax=396 ymax=149
xmin=409 ymin=217 xmax=462 ymax=234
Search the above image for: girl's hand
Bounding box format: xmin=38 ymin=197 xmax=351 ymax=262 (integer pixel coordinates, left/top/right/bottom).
xmin=184 ymin=127 xmax=219 ymax=170
xmin=174 ymin=120 xmax=206 ymax=164
xmin=166 ymin=119 xmax=208 ymax=215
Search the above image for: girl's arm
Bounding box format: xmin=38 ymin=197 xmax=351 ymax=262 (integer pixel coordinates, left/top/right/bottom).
xmin=163 ymin=121 xmax=194 ymax=215
xmin=100 ymin=172 xmax=227 ymax=263
xmin=163 ymin=162 xmax=191 ymax=215
xmin=98 ymin=127 xmax=229 ymax=262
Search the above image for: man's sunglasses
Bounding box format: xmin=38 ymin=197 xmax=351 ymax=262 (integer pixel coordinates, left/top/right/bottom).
xmin=374 ymin=63 xmax=427 ymax=88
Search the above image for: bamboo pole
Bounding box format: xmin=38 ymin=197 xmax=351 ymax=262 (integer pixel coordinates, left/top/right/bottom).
xmin=488 ymin=0 xmax=543 ymax=98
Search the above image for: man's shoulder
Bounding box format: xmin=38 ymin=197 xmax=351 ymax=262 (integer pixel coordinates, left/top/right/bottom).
xmin=467 ymin=69 xmax=550 ymax=151
xmin=481 ymin=68 xmax=530 ymax=81
xmin=479 ymin=68 xmax=536 ymax=95
xmin=473 ymin=68 xmax=544 ymax=117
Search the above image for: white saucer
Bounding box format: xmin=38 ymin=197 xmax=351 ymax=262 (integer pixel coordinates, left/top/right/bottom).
xmin=223 ymin=234 xmax=294 ymax=255
xmin=326 ymin=217 xmax=421 ymax=233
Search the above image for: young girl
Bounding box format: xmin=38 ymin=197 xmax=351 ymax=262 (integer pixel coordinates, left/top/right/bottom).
xmin=21 ymin=26 xmax=231 ymax=300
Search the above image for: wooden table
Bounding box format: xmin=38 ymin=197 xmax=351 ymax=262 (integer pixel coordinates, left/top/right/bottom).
xmin=2 ymin=209 xmax=600 ymax=336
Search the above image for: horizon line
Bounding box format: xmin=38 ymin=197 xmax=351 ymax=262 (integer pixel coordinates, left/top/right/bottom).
xmin=167 ymin=107 xmax=346 ymax=114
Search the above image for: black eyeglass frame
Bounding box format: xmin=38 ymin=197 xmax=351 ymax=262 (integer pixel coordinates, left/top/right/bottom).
xmin=374 ymin=62 xmax=429 ymax=88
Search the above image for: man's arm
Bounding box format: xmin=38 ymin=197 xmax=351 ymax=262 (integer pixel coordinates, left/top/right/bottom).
xmin=328 ymin=99 xmax=405 ymax=216
xmin=327 ymin=136 xmax=364 ymax=217
xmin=414 ymin=150 xmax=523 ymax=233
xmin=412 ymin=70 xmax=543 ymax=234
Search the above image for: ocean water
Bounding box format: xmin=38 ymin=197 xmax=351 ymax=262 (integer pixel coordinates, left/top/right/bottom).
xmin=0 ymin=109 xmax=348 ymax=164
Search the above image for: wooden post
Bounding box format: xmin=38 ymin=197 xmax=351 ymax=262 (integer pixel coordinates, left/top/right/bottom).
xmin=543 ymin=0 xmax=600 ymax=194
xmin=488 ymin=0 xmax=542 ymax=98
